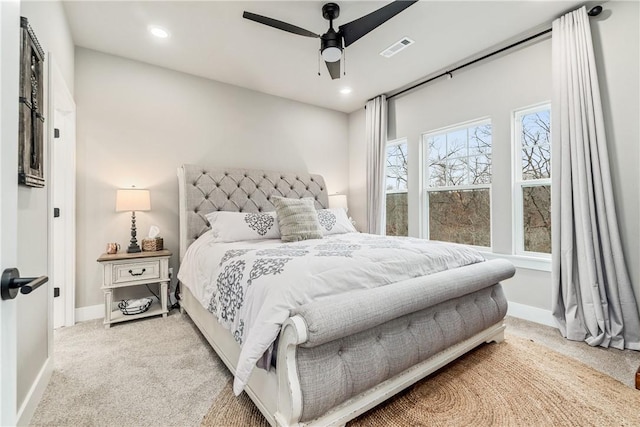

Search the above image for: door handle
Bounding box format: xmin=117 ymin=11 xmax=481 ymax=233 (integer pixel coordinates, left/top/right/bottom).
xmin=1 ymin=268 xmax=48 ymax=300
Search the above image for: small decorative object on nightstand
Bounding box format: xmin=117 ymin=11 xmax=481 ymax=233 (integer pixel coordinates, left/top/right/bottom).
xmin=142 ymin=225 xmax=163 ymax=251
xmin=115 ymin=187 xmax=151 ymax=253
xmin=97 ymin=249 xmax=171 ymax=328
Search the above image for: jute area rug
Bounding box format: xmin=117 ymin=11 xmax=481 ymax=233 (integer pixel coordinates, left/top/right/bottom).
xmin=201 ymin=334 xmax=640 ymax=426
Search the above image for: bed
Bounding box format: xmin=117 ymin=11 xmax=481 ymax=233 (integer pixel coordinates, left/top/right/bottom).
xmin=176 ymin=165 xmax=515 ymax=427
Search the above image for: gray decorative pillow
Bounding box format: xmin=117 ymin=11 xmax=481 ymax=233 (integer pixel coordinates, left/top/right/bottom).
xmin=272 ymin=196 xmax=324 ymax=242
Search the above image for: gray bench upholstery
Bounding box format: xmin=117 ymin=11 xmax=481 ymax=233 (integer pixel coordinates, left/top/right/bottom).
xmin=293 ymin=259 xmax=514 ymax=348
xmin=291 ymin=259 xmax=513 ymax=421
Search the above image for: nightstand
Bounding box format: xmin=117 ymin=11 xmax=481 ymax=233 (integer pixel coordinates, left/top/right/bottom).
xmin=97 ymin=249 xmax=171 ymax=328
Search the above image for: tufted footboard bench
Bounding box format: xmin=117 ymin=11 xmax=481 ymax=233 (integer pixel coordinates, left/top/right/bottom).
xmin=274 ymin=258 xmax=514 ymax=425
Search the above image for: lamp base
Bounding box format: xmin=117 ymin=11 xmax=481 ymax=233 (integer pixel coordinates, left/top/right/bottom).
xmin=126 ymin=244 xmax=142 ymax=254
xmin=127 ymin=211 xmax=142 ymax=253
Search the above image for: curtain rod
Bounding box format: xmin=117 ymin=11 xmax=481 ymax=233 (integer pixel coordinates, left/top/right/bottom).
xmin=382 ymin=5 xmax=603 ymax=102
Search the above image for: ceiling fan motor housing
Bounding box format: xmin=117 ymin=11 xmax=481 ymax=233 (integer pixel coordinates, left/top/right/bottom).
xmin=322 ymin=3 xmax=340 ymax=21
xmin=321 ymin=28 xmax=342 ymax=62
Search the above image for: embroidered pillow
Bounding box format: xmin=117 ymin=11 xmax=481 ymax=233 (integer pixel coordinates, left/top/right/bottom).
xmin=272 ymin=197 xmax=323 ymax=242
xmin=205 ymin=211 xmax=280 ymax=242
xmin=316 ymin=208 xmax=357 ymax=235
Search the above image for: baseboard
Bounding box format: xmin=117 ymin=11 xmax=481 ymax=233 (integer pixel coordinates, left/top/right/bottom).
xmin=75 ymin=304 xmax=103 ymax=322
xmin=16 ymin=356 xmax=52 ymax=426
xmin=507 ymin=301 xmax=557 ymax=328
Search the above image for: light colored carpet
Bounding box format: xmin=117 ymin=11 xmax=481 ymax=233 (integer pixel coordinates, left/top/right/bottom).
xmin=505 ymin=316 xmax=640 ymax=388
xmin=30 ymin=313 xmax=231 ymax=427
xmin=201 ymin=334 xmax=640 ymax=427
xmin=31 ymin=313 xmax=639 ymax=426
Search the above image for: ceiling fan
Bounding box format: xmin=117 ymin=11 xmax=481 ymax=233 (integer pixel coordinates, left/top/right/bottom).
xmin=243 ymin=1 xmax=418 ymax=80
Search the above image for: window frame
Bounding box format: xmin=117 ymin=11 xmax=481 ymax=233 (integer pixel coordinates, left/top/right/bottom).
xmin=384 ymin=138 xmax=408 ymax=195
xmin=384 ymin=137 xmax=408 ymax=236
xmin=512 ymin=102 xmax=552 ymax=258
xmin=420 ymin=117 xmax=493 ymax=250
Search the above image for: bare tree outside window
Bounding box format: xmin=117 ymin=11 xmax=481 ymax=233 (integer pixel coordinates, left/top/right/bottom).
xmin=385 ymin=141 xmax=408 ymax=236
xmin=424 ymin=121 xmax=492 ymax=246
xmin=517 ymin=107 xmax=551 ymax=254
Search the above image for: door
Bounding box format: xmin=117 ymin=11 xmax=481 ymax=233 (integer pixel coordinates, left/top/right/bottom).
xmin=1 ymin=4 xmax=53 ymax=425
xmin=0 ymin=3 xmax=21 ymax=424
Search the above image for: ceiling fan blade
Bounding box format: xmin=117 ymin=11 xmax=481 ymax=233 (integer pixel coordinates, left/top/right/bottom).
xmin=243 ymin=11 xmax=319 ymax=38
xmin=325 ymin=60 xmax=341 ymax=80
xmin=339 ymin=0 xmax=418 ymax=47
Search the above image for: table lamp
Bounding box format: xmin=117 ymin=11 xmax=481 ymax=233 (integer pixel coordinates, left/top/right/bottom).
xmin=328 ymin=194 xmax=348 ymax=211
xmin=116 ymin=188 xmax=151 ymax=253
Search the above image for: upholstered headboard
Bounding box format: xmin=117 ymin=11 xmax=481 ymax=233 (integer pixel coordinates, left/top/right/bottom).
xmin=177 ymin=165 xmax=329 ymax=259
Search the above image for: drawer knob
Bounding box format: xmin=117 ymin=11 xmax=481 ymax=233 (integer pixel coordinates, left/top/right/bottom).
xmin=128 ymin=268 xmax=146 ymax=277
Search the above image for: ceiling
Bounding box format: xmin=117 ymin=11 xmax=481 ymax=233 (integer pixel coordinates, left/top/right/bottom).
xmin=62 ymin=1 xmax=583 ymax=113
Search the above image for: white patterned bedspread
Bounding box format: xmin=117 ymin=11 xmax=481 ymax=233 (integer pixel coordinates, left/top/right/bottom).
xmin=177 ymin=231 xmax=484 ymax=395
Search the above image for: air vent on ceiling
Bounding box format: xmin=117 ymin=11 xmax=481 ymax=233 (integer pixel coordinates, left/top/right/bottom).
xmin=380 ymin=37 xmax=415 ymax=58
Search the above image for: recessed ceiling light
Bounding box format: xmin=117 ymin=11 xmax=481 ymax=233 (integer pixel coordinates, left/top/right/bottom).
xmin=340 ymin=87 xmax=352 ymax=95
xmin=148 ymin=26 xmax=170 ymax=39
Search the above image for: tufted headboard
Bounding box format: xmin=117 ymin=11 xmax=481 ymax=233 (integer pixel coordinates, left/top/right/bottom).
xmin=177 ymin=165 xmax=329 ymax=260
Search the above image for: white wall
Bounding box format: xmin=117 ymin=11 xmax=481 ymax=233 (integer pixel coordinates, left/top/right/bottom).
xmin=75 ymin=48 xmax=349 ymax=309
xmin=348 ymin=107 xmax=367 ymax=231
xmin=348 ymin=1 xmax=640 ymax=315
xmin=590 ymin=1 xmax=640 ymax=302
xmin=16 ymin=0 xmax=74 ymax=416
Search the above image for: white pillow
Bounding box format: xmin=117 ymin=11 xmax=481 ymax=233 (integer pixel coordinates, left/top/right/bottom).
xmin=205 ymin=211 xmax=280 ymax=242
xmin=316 ymin=208 xmax=357 ymax=235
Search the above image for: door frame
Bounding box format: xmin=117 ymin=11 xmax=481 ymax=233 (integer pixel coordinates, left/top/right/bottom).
xmin=0 ymin=2 xmax=21 ymax=425
xmin=49 ymin=55 xmax=76 ymax=328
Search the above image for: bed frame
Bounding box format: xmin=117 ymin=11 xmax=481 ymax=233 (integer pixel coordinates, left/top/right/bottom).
xmin=177 ymin=165 xmax=516 ymax=426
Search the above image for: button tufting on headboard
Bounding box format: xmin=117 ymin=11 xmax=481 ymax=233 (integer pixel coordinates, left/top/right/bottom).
xmin=178 ymin=165 xmax=329 ymax=260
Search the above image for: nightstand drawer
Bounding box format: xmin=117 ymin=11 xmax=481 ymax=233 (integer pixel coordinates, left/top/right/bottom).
xmin=113 ymin=260 xmax=160 ymax=283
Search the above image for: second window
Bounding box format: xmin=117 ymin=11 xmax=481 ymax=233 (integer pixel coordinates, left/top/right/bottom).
xmin=422 ymin=119 xmax=492 ymax=247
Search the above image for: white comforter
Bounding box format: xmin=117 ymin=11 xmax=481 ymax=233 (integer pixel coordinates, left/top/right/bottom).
xmin=178 ymin=231 xmax=484 ymax=395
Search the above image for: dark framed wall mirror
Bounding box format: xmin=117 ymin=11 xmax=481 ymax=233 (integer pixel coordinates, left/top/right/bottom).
xmin=18 ymin=16 xmax=45 ymax=188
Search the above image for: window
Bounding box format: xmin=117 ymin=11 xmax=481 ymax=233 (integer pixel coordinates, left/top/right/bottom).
xmin=514 ymin=104 xmax=551 ymax=255
xmin=422 ymin=120 xmax=492 ymax=247
xmin=385 ymin=139 xmax=408 ymax=236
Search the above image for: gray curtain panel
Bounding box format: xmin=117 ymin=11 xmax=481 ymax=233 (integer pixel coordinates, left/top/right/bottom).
xmin=365 ymin=95 xmax=387 ymax=235
xmin=551 ymin=6 xmax=640 ymax=350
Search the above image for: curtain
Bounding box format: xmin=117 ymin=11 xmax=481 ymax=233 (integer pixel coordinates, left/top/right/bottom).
xmin=365 ymin=95 xmax=387 ymax=235
xmin=551 ymin=6 xmax=640 ymax=350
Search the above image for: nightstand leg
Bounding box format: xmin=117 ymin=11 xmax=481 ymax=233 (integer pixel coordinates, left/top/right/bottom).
xmin=160 ymin=281 xmax=168 ymax=318
xmin=104 ymin=290 xmax=112 ymax=329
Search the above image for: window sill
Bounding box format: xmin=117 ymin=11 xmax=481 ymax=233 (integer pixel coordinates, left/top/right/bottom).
xmin=480 ymin=252 xmax=551 ymax=272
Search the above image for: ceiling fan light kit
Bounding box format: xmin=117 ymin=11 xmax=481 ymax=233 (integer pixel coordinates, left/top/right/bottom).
xmin=243 ymin=1 xmax=418 ymax=79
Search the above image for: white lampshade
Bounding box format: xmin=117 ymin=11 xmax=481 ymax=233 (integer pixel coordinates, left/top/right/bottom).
xmin=328 ymin=194 xmax=348 ymax=211
xmin=115 ymin=189 xmax=151 ymax=212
